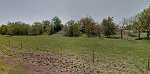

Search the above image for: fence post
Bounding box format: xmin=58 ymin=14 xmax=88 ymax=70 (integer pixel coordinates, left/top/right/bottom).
xmin=9 ymin=41 xmax=10 ymax=47
xmin=93 ymin=49 xmax=95 ymax=65
xmin=21 ymin=42 xmax=22 ymax=49
xmin=148 ymin=53 xmax=149 ymax=74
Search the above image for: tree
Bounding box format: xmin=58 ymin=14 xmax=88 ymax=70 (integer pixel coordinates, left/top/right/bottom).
xmin=79 ymin=16 xmax=96 ymax=37
xmin=31 ymin=22 xmax=44 ymax=35
xmin=64 ymin=20 xmax=81 ymax=37
xmin=125 ymin=17 xmax=135 ymax=36
xmin=102 ymin=17 xmax=116 ymax=38
xmin=94 ymin=23 xmax=103 ymax=39
xmin=125 ymin=24 xmax=133 ymax=35
xmin=132 ymin=13 xmax=145 ymax=40
xmin=7 ymin=21 xmax=30 ymax=35
xmin=139 ymin=6 xmax=150 ymax=39
xmin=42 ymin=20 xmax=51 ymax=33
xmin=133 ymin=20 xmax=143 ymax=39
xmin=52 ymin=16 xmax=62 ymax=32
xmin=0 ymin=25 xmax=9 ymax=35
xmin=46 ymin=24 xmax=54 ymax=35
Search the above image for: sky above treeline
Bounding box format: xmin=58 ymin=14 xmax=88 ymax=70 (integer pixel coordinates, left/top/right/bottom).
xmin=0 ymin=0 xmax=150 ymax=25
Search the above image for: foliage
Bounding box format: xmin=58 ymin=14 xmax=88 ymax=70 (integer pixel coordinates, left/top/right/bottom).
xmin=102 ymin=17 xmax=116 ymax=37
xmin=7 ymin=22 xmax=30 ymax=35
xmin=137 ymin=6 xmax=150 ymax=39
xmin=42 ymin=20 xmax=51 ymax=33
xmin=140 ymin=6 xmax=150 ymax=30
xmin=52 ymin=16 xmax=63 ymax=32
xmin=30 ymin=22 xmax=44 ymax=35
xmin=125 ymin=24 xmax=133 ymax=31
xmin=64 ymin=20 xmax=81 ymax=37
xmin=125 ymin=24 xmax=133 ymax=35
xmin=0 ymin=21 xmax=55 ymax=35
xmin=94 ymin=23 xmax=103 ymax=39
xmin=0 ymin=25 xmax=9 ymax=35
xmin=79 ymin=16 xmax=96 ymax=37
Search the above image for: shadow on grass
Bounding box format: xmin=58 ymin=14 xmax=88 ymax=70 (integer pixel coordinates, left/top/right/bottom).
xmin=5 ymin=35 xmax=13 ymax=37
xmin=64 ymin=35 xmax=80 ymax=38
xmin=129 ymin=34 xmax=137 ymax=37
xmin=135 ymin=37 xmax=150 ymax=40
xmin=105 ymin=36 xmax=121 ymax=39
xmin=5 ymin=34 xmax=45 ymax=37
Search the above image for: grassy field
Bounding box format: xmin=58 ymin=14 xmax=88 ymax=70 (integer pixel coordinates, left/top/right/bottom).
xmin=0 ymin=33 xmax=150 ymax=73
xmin=0 ymin=61 xmax=22 ymax=74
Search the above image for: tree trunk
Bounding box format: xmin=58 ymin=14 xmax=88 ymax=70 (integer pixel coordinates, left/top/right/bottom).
xmin=128 ymin=29 xmax=131 ymax=36
xmin=93 ymin=49 xmax=95 ymax=64
xmin=108 ymin=35 xmax=110 ymax=38
xmin=147 ymin=30 xmax=149 ymax=40
xmin=88 ymin=31 xmax=90 ymax=37
xmin=121 ymin=29 xmax=123 ymax=39
xmin=138 ymin=30 xmax=141 ymax=40
xmin=99 ymin=32 xmax=101 ymax=39
xmin=71 ymin=32 xmax=73 ymax=36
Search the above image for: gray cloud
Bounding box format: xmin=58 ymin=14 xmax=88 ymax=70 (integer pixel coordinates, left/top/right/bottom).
xmin=0 ymin=0 xmax=149 ymax=24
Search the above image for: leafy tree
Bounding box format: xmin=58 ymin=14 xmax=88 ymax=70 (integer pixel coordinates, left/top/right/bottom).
xmin=64 ymin=20 xmax=81 ymax=37
xmin=132 ymin=14 xmax=144 ymax=39
xmin=52 ymin=16 xmax=62 ymax=32
xmin=0 ymin=25 xmax=9 ymax=35
xmin=139 ymin=6 xmax=150 ymax=39
xmin=102 ymin=17 xmax=116 ymax=37
xmin=31 ymin=25 xmax=40 ymax=35
xmin=125 ymin=24 xmax=133 ymax=35
xmin=31 ymin=22 xmax=44 ymax=35
xmin=42 ymin=20 xmax=51 ymax=33
xmin=124 ymin=17 xmax=136 ymax=36
xmin=8 ymin=22 xmax=30 ymax=35
xmin=46 ymin=24 xmax=54 ymax=35
xmin=94 ymin=23 xmax=103 ymax=39
xmin=79 ymin=16 xmax=96 ymax=37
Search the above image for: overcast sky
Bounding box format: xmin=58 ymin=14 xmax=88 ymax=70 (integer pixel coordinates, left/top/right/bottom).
xmin=0 ymin=0 xmax=150 ymax=25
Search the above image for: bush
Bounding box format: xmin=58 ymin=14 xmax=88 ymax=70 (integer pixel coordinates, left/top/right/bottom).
xmin=31 ymin=24 xmax=43 ymax=35
xmin=8 ymin=22 xmax=30 ymax=35
xmin=64 ymin=20 xmax=81 ymax=37
xmin=0 ymin=25 xmax=9 ymax=35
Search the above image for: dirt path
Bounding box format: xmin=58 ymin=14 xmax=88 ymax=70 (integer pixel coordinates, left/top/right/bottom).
xmin=0 ymin=50 xmax=148 ymax=74
xmin=0 ymin=53 xmax=59 ymax=74
xmin=0 ymin=50 xmax=97 ymax=74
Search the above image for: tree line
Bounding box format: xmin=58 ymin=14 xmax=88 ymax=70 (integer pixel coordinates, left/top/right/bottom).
xmin=0 ymin=15 xmax=117 ymax=38
xmin=1 ymin=6 xmax=150 ymax=39
xmin=0 ymin=16 xmax=63 ymax=35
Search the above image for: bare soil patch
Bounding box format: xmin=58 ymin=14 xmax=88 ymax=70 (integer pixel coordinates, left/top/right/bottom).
xmin=0 ymin=49 xmax=148 ymax=74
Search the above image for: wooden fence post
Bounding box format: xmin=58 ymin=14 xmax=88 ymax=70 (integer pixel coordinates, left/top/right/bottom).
xmin=21 ymin=42 xmax=22 ymax=49
xmin=9 ymin=41 xmax=10 ymax=47
xmin=148 ymin=53 xmax=149 ymax=74
xmin=93 ymin=49 xmax=95 ymax=65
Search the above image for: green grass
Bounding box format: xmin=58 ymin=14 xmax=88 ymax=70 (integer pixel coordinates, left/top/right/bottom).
xmin=0 ymin=61 xmax=22 ymax=74
xmin=0 ymin=33 xmax=150 ymax=69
